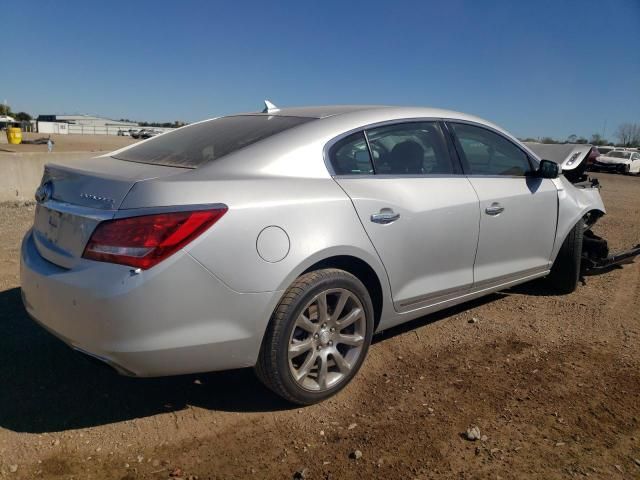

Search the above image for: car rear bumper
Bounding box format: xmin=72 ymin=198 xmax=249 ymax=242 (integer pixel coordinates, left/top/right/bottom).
xmin=20 ymin=230 xmax=281 ymax=377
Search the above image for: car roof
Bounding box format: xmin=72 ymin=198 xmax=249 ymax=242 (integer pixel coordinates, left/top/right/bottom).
xmin=249 ymin=105 xmax=387 ymax=118
xmin=237 ymin=104 xmax=489 ymax=122
xmin=231 ymin=104 xmax=512 ymax=137
xmin=223 ymin=104 xmax=528 ymax=156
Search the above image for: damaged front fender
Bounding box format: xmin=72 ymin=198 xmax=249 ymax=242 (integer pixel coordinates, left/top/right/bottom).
xmin=551 ymin=175 xmax=605 ymax=264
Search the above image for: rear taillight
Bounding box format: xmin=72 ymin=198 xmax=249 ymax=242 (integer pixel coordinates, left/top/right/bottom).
xmin=83 ymin=207 xmax=227 ymax=269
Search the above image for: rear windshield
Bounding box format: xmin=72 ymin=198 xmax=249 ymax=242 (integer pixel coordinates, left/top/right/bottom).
xmin=112 ymin=115 xmax=314 ymax=168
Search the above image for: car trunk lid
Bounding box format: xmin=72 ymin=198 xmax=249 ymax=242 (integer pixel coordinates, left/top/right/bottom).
xmin=32 ymin=156 xmax=186 ymax=268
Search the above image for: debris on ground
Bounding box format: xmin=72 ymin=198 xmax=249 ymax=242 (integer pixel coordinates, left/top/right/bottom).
xmin=465 ymin=426 xmax=482 ymax=441
xmin=292 ymin=468 xmax=308 ymax=479
xmin=349 ymin=450 xmax=363 ymax=460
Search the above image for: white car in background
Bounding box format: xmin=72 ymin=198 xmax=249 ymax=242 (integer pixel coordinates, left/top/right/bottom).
xmin=592 ymin=150 xmax=640 ymax=174
xmin=596 ymin=146 xmax=616 ymax=157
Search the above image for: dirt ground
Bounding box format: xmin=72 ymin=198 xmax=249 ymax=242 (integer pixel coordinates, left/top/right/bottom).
xmin=0 ymin=173 xmax=638 ymax=479
xmin=0 ymin=132 xmax=137 ymax=153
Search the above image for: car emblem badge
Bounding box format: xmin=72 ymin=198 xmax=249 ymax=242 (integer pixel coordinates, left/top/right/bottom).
xmin=35 ymin=181 xmax=53 ymax=204
xmin=79 ymin=192 xmax=114 ymax=206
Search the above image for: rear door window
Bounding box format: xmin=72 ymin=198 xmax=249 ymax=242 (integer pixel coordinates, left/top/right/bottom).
xmin=365 ymin=122 xmax=456 ymax=175
xmin=113 ymin=115 xmax=314 ymax=168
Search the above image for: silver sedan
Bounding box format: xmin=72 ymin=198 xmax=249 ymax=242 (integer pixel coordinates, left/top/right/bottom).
xmin=20 ymin=103 xmax=605 ymax=404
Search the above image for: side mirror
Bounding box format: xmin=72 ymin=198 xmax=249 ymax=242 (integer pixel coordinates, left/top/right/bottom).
xmin=537 ymin=159 xmax=560 ymax=179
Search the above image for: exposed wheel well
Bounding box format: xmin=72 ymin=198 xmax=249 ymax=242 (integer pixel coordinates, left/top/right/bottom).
xmin=303 ymin=255 xmax=384 ymax=331
xmin=584 ymin=209 xmax=605 ymax=228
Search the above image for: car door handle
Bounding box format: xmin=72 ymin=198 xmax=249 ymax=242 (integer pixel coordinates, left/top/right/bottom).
xmin=485 ymin=203 xmax=505 ymax=216
xmin=371 ymin=208 xmax=400 ymax=224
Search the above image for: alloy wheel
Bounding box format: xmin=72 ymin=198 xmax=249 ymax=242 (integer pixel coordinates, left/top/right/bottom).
xmin=287 ymin=288 xmax=366 ymax=391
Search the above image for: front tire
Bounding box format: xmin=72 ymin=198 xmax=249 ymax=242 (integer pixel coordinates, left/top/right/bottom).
xmin=547 ymin=219 xmax=584 ymax=294
xmin=255 ymin=268 xmax=374 ymax=405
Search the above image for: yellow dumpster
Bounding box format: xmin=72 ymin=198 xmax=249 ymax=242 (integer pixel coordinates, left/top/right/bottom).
xmin=6 ymin=127 xmax=22 ymax=145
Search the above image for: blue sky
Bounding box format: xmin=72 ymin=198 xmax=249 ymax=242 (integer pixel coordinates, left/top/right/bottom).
xmin=3 ymin=0 xmax=639 ymax=140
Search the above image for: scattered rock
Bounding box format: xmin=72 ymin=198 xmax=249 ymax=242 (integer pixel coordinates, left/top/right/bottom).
xmin=634 ymin=458 xmax=640 ymax=467
xmin=427 ymin=408 xmax=434 ymax=413
xmin=481 ymin=435 xmax=488 ymax=442
xmin=152 ymin=459 xmax=161 ymax=467
xmin=293 ymin=468 xmax=308 ymax=479
xmin=169 ymin=467 xmax=184 ymax=477
xmin=349 ymin=450 xmax=363 ymax=460
xmin=468 ymin=317 xmax=479 ymax=324
xmin=555 ymin=442 xmax=565 ymax=447
xmin=319 ymin=430 xmax=325 ymax=436
xmin=137 ymin=455 xmax=144 ymax=463
xmin=347 ymin=423 xmax=357 ymax=430
xmin=52 ymin=439 xmax=60 ymax=446
xmin=465 ymin=426 xmax=481 ymax=441
xmin=614 ymin=465 xmax=623 ymax=473
xmin=9 ymin=464 xmax=18 ymax=473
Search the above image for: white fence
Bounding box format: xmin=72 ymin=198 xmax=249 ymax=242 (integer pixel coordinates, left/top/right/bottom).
xmin=37 ymin=122 xmax=174 ymax=136
xmin=67 ymin=124 xmax=134 ymax=136
xmin=67 ymin=124 xmax=175 ymax=136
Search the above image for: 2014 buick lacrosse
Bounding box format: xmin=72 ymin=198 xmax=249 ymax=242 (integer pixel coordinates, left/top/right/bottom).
xmin=21 ymin=103 xmax=608 ymax=404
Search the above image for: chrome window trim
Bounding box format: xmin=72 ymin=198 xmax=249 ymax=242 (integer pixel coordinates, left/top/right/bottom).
xmin=323 ymin=116 xmax=538 ymax=179
xmin=334 ymin=173 xmax=465 ymax=180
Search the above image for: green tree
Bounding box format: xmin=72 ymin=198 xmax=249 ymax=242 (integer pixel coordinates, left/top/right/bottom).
xmin=590 ymin=133 xmax=608 ymax=146
xmin=615 ymin=123 xmax=640 ymax=147
xmin=0 ymin=104 xmax=13 ymax=117
xmin=567 ymin=134 xmax=578 ymax=143
xmin=14 ymin=112 xmax=32 ymax=122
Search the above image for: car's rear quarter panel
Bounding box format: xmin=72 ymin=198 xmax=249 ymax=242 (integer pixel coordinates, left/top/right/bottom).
xmin=122 ymin=173 xmax=390 ymax=297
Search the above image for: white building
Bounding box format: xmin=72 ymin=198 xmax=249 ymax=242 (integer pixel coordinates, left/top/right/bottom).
xmin=37 ymin=114 xmax=139 ymax=136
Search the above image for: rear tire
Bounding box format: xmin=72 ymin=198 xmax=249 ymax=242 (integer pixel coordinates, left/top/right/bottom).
xmin=255 ymin=268 xmax=374 ymax=405
xmin=547 ymin=219 xmax=584 ymax=294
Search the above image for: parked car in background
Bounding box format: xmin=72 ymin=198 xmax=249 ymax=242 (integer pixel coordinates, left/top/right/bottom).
xmin=23 ymin=104 xmax=622 ymax=404
xmin=117 ymin=130 xmax=131 ymax=137
xmin=129 ymin=129 xmax=141 ymax=139
xmin=591 ymin=150 xmax=640 ymax=174
xmin=140 ymin=129 xmax=163 ymax=139
xmin=596 ymin=146 xmax=616 ymax=156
